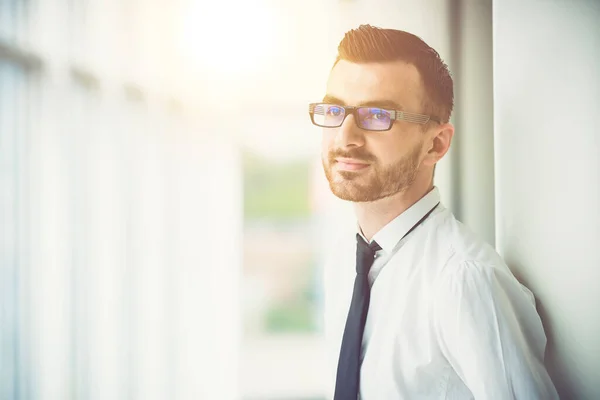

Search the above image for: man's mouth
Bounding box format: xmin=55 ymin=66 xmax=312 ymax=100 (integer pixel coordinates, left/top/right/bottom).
xmin=334 ymin=158 xmax=370 ymax=171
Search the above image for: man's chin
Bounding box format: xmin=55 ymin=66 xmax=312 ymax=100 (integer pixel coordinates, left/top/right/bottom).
xmin=323 ymin=166 xmax=383 ymax=201
xmin=328 ymin=183 xmax=378 ymax=203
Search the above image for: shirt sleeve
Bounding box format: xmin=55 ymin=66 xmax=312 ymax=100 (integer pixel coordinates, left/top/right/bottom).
xmin=433 ymin=260 xmax=559 ymax=400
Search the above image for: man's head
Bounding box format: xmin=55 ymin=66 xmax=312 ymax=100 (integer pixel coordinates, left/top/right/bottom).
xmin=317 ymin=25 xmax=454 ymax=202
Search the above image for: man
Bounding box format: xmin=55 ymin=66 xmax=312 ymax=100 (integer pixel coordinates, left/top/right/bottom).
xmin=310 ymin=25 xmax=558 ymax=399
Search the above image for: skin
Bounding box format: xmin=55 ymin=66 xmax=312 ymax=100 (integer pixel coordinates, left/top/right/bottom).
xmin=321 ymin=60 xmax=455 ymax=241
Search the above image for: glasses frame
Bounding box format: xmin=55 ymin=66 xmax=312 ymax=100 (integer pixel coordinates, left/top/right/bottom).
xmin=308 ymin=103 xmax=440 ymax=131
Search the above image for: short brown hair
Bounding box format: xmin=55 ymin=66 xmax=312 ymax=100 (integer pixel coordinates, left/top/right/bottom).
xmin=334 ymin=24 xmax=454 ymax=124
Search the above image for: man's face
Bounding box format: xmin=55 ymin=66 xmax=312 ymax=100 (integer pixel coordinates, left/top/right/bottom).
xmin=321 ymin=60 xmax=430 ymax=202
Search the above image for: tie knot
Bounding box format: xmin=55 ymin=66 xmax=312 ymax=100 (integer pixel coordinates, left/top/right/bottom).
xmin=355 ymin=234 xmax=381 ymax=274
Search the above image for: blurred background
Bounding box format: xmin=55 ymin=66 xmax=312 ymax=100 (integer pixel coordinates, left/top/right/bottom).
xmin=1 ymin=0 xmax=599 ymax=399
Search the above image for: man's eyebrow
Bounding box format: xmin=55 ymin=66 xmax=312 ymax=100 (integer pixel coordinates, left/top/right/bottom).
xmin=360 ymin=100 xmax=404 ymax=110
xmin=322 ymin=95 xmax=403 ymax=110
xmin=322 ymin=95 xmax=345 ymax=105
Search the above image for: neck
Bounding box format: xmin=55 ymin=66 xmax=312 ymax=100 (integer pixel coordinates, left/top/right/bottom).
xmin=355 ymin=178 xmax=434 ymax=242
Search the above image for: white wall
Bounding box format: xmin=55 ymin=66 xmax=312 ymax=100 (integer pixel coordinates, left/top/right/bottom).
xmin=452 ymin=0 xmax=495 ymax=244
xmin=494 ymin=1 xmax=600 ymax=398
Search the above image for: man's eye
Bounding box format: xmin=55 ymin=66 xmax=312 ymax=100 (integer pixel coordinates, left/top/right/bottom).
xmin=327 ymin=107 xmax=343 ymax=116
xmin=367 ymin=111 xmax=386 ymax=120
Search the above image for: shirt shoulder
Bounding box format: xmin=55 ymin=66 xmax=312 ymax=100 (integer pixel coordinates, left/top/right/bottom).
xmin=434 ymin=209 xmax=503 ymax=266
xmin=423 ymin=208 xmax=535 ymax=302
xmin=428 ymin=219 xmax=558 ymax=398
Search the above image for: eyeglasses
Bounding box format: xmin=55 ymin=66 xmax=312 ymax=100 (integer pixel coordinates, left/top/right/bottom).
xmin=308 ymin=103 xmax=440 ymax=131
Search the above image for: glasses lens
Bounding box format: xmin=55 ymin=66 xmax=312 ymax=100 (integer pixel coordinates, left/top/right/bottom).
xmin=357 ymin=107 xmax=392 ymax=131
xmin=312 ymin=104 xmax=345 ymax=127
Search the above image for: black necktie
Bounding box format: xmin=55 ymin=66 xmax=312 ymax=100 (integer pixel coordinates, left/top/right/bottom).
xmin=334 ymin=234 xmax=381 ymax=400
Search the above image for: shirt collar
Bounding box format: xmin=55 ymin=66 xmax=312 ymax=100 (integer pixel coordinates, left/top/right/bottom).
xmin=357 ymin=187 xmax=441 ymax=253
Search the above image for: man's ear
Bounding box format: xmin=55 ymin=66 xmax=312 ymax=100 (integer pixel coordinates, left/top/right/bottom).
xmin=423 ymin=123 xmax=454 ymax=167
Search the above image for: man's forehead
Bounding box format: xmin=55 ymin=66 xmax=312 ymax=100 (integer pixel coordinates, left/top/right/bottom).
xmin=326 ymin=60 xmax=423 ymax=109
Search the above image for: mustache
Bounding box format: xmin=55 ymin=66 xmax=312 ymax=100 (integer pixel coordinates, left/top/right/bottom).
xmin=328 ymin=148 xmax=376 ymax=163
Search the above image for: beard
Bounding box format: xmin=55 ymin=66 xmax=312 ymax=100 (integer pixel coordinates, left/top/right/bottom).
xmin=322 ymin=143 xmax=422 ymax=202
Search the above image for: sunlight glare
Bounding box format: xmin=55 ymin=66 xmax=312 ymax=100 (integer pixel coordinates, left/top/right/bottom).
xmin=180 ymin=0 xmax=278 ymax=77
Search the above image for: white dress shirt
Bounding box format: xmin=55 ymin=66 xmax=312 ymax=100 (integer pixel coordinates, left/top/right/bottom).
xmin=323 ymin=187 xmax=558 ymax=399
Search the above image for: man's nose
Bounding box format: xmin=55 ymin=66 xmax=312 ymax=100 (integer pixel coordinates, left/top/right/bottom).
xmin=334 ymin=113 xmax=366 ymax=148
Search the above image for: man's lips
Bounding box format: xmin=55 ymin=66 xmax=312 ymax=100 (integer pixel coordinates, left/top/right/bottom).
xmin=334 ymin=158 xmax=370 ymax=171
